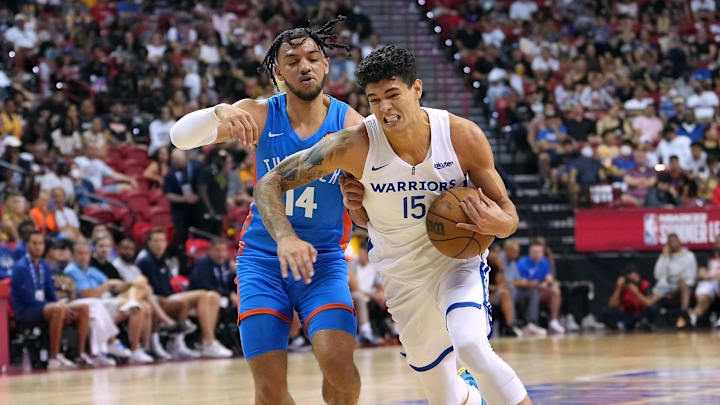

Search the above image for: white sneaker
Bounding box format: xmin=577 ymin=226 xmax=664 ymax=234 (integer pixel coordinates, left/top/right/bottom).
xmin=289 ymin=336 xmax=306 ymax=349
xmin=151 ymin=334 xmax=171 ymax=361
xmin=358 ymin=326 xmax=379 ymax=345
xmin=200 ymin=341 xmax=233 ymax=358
xmin=581 ymin=314 xmax=605 ymax=330
xmin=94 ymin=354 xmax=117 ymax=367
xmin=47 ymin=354 xmax=77 ymax=370
xmin=523 ymin=322 xmax=547 ymax=337
xmin=107 ymin=341 xmax=131 ymax=358
xmin=183 ymin=319 xmax=198 ymax=335
xmin=77 ymin=352 xmax=98 ymax=367
xmin=129 ymin=349 xmax=154 ymax=364
xmin=549 ymin=319 xmax=566 ymax=334
xmin=171 ymin=339 xmax=201 ymax=359
xmin=714 ymin=316 xmax=720 ymax=328
xmin=565 ymin=314 xmax=580 ymax=332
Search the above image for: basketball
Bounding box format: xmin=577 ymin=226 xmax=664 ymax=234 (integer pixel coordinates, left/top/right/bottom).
xmin=426 ymin=187 xmax=495 ymax=259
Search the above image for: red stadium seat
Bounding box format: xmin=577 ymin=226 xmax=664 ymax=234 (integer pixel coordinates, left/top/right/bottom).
xmin=229 ymin=206 xmax=250 ymax=224
xmin=124 ymin=195 xmax=151 ymax=218
xmin=83 ymin=204 xmax=117 ymax=224
xmin=149 ymin=213 xmax=173 ymax=227
xmin=148 ymin=205 xmax=170 ymax=218
xmin=186 ymin=238 xmax=211 ymax=259
xmin=133 ymin=222 xmax=155 ymax=245
xmin=147 ymin=188 xmax=164 ymax=204
xmin=125 ymin=148 xmax=150 ymax=163
xmin=495 ymin=97 xmax=512 ymax=126
xmin=123 ymin=164 xmax=147 ymax=179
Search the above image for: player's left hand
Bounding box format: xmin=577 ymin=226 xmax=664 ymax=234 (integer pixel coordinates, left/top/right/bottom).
xmin=456 ymin=188 xmax=512 ymax=236
xmin=339 ymin=175 xmax=365 ymax=210
xmin=277 ymin=236 xmax=318 ymax=284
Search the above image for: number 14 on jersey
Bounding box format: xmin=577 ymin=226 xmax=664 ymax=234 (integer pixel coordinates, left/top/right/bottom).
xmin=285 ymin=187 xmax=318 ymax=218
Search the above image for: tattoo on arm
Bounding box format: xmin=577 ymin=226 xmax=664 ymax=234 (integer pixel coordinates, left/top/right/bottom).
xmin=254 ymin=129 xmax=356 ymax=241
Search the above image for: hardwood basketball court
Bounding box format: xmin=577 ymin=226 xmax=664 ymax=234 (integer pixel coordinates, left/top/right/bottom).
xmin=4 ymin=332 xmax=720 ymax=404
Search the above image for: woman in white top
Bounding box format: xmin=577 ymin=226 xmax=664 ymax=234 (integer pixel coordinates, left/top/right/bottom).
xmin=51 ymin=187 xmax=81 ymax=240
xmin=51 ymin=119 xmax=83 ymax=157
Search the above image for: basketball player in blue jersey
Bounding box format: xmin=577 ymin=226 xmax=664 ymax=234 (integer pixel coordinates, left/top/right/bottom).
xmin=253 ymin=45 xmax=532 ymax=405
xmin=170 ymin=18 xmax=366 ymax=405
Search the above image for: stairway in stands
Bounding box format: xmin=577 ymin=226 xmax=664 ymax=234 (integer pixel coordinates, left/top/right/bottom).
xmin=358 ymin=0 xmax=576 ymax=253
xmin=358 ymin=0 xmax=483 ymax=122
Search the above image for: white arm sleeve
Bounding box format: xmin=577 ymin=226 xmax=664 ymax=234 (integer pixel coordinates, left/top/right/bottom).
xmin=170 ymin=105 xmax=222 ymax=150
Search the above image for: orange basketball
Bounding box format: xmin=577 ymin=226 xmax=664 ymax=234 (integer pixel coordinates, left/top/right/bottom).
xmin=426 ymin=187 xmax=495 ymax=259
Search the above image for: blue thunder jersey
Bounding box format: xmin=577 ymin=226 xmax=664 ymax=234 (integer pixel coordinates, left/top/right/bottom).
xmin=237 ymin=93 xmax=352 ymax=259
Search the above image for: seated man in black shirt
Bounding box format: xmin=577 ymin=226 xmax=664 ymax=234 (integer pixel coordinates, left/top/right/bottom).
xmin=645 ymin=172 xmax=681 ymax=208
xmin=91 ymin=233 xmax=122 ymax=280
xmin=196 ymin=149 xmax=230 ymax=237
xmin=136 ymin=228 xmax=232 ymax=358
xmin=189 ymin=238 xmax=237 ymax=308
xmin=563 ymin=103 xmax=596 ymax=143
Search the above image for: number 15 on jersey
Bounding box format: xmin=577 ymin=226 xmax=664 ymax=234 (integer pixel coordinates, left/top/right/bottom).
xmin=403 ymin=195 xmax=426 ymax=219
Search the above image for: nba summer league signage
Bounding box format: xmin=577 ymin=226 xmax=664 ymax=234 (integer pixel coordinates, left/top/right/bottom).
xmin=575 ymin=207 xmax=720 ymax=252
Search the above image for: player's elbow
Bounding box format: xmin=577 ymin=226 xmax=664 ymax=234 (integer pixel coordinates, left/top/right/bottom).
xmin=169 ymin=124 xmax=193 ymax=150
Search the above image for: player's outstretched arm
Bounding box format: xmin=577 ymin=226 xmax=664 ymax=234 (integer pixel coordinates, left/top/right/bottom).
xmin=170 ymin=99 xmax=266 ymax=150
xmin=254 ymin=125 xmax=367 ymax=283
xmin=451 ymin=116 xmax=519 ymax=238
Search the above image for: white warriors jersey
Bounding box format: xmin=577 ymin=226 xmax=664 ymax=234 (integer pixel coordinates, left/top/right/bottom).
xmin=359 ymin=107 xmax=481 ymax=285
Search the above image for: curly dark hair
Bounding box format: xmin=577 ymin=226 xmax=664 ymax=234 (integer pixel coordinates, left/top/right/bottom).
xmin=260 ymin=16 xmax=350 ymax=90
xmin=355 ymin=45 xmax=417 ymax=90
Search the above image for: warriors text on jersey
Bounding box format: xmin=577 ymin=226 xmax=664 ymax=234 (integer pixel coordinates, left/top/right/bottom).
xmin=359 ymin=107 xmax=481 ymax=283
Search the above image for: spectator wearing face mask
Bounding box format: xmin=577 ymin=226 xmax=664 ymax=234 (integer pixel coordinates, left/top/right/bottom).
xmin=567 ymin=145 xmax=606 ymax=206
xmin=675 ymin=112 xmax=706 ymax=142
xmin=609 ymin=142 xmax=636 ymax=180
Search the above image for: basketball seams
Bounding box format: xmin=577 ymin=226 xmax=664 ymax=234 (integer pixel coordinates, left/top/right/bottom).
xmin=445 ymin=188 xmax=463 ymax=204
xmin=426 ymin=187 xmax=489 ymax=259
xmin=452 ymin=236 xmax=474 ymax=258
xmin=425 ymin=210 xmax=463 ymax=226
xmin=427 ymin=235 xmax=475 ymax=242
xmin=426 ymin=213 xmax=475 ymax=239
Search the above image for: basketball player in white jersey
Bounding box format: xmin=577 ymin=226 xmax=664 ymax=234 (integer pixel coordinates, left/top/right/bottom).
xmin=253 ymin=45 xmax=531 ymax=405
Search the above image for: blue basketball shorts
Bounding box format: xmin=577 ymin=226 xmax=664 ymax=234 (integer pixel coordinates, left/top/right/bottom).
xmin=236 ymin=252 xmax=356 ymax=360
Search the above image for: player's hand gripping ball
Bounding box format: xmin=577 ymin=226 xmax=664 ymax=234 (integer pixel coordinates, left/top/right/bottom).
xmin=426 ymin=187 xmax=495 ymax=259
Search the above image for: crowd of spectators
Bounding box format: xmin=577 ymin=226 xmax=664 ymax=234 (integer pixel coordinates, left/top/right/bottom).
xmin=0 ymin=0 xmax=378 ymax=369
xmin=426 ymin=0 xmax=720 ymax=208
xmin=485 ymin=233 xmax=720 ymax=336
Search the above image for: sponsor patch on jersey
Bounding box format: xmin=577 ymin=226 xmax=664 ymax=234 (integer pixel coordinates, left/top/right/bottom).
xmin=434 ymin=161 xmax=454 ymax=169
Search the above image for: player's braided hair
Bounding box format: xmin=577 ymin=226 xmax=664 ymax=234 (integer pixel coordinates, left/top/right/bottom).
xmin=261 ymin=16 xmax=350 ymax=90
xmin=355 ymin=45 xmax=416 ymax=90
